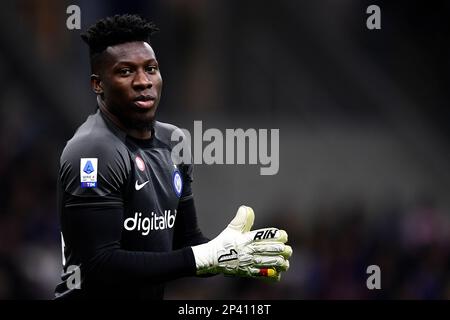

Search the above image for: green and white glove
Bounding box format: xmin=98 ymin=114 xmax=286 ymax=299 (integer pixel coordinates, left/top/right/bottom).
xmin=191 ymin=205 xmax=292 ymax=280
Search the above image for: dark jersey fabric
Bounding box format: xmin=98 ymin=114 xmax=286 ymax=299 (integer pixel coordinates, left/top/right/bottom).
xmin=55 ymin=109 xmax=208 ymax=299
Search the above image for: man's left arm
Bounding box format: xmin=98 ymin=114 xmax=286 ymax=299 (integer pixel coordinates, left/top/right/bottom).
xmin=173 ymin=197 xmax=209 ymax=249
xmin=173 ymin=163 xmax=209 ymax=249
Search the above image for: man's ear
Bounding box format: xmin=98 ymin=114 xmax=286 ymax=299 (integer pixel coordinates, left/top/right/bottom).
xmin=91 ymin=74 xmax=103 ymax=95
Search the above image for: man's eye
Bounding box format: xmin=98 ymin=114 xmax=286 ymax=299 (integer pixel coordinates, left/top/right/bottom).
xmin=146 ymin=66 xmax=158 ymax=73
xmin=119 ymin=69 xmax=132 ymax=76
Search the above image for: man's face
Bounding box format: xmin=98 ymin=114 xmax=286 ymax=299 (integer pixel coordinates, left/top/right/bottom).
xmin=96 ymin=41 xmax=162 ymax=131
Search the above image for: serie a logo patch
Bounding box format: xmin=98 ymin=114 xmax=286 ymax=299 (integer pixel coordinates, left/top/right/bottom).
xmin=80 ymin=158 xmax=98 ymax=188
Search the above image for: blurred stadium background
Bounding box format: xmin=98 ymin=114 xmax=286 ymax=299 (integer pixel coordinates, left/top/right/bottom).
xmin=0 ymin=0 xmax=449 ymax=299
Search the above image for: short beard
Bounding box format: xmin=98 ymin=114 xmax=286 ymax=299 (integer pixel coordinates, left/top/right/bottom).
xmin=123 ymin=115 xmax=155 ymax=132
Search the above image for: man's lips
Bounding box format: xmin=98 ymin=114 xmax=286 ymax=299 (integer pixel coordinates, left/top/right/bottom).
xmin=133 ymin=95 xmax=156 ymax=109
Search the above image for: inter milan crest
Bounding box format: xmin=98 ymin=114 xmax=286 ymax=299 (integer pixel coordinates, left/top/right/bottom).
xmin=172 ymin=170 xmax=183 ymax=198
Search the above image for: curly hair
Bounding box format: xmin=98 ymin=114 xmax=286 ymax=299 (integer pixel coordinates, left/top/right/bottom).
xmin=81 ymin=14 xmax=159 ymax=72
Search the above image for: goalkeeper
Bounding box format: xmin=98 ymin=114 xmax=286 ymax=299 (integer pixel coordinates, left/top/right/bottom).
xmin=54 ymin=14 xmax=292 ymax=299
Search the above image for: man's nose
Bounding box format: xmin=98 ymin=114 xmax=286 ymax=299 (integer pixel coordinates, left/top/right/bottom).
xmin=133 ymin=70 xmax=152 ymax=89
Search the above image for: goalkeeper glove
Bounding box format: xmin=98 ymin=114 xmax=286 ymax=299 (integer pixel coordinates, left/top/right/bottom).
xmin=191 ymin=205 xmax=292 ymax=280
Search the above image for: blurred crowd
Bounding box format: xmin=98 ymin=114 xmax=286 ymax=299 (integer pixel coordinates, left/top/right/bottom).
xmin=0 ymin=95 xmax=63 ymax=298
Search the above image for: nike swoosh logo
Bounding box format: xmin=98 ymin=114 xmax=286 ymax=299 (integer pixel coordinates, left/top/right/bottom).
xmin=135 ymin=180 xmax=149 ymax=191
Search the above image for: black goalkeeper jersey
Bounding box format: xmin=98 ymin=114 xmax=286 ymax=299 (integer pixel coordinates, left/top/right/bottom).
xmin=55 ymin=109 xmax=207 ymax=299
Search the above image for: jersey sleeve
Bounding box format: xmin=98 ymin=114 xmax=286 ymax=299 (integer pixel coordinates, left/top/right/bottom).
xmin=168 ymin=125 xmax=207 ymax=247
xmin=59 ymin=137 xmax=129 ymax=207
xmin=171 ymin=126 xmax=194 ymax=202
xmin=179 ymin=162 xmax=194 ymax=202
xmin=173 ymin=197 xmax=209 ymax=249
